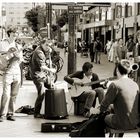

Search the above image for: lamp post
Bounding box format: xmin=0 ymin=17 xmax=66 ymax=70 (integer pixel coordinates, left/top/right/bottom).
xmin=1 ymin=7 xmax=6 ymax=39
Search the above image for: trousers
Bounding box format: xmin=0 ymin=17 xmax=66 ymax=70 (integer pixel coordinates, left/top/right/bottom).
xmin=77 ymin=87 xmax=104 ymax=110
xmin=0 ymin=73 xmax=21 ymax=116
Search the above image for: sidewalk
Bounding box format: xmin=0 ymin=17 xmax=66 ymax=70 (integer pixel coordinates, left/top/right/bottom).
xmin=0 ymin=48 xmax=137 ymax=137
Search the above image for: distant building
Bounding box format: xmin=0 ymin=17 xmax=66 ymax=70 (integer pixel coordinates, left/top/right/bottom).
xmin=2 ymin=3 xmax=33 ymax=30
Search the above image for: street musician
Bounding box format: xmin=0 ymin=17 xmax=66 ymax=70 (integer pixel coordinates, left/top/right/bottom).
xmin=0 ymin=29 xmax=23 ymax=122
xmin=64 ymin=62 xmax=104 ymax=118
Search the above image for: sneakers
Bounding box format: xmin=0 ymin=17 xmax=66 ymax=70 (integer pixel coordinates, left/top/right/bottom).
xmin=0 ymin=116 xmax=4 ymax=122
xmin=34 ymin=114 xmax=44 ymax=118
xmin=6 ymin=114 xmax=15 ymax=121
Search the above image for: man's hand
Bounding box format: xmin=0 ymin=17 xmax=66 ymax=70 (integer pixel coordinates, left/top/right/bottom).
xmin=73 ymin=81 xmax=83 ymax=86
xmin=50 ymin=68 xmax=56 ymax=73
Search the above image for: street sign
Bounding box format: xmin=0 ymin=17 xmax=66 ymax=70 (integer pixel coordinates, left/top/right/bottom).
xmin=68 ymin=6 xmax=83 ymax=15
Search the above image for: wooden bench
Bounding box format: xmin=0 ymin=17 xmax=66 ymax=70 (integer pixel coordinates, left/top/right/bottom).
xmin=107 ymin=127 xmax=140 ymax=137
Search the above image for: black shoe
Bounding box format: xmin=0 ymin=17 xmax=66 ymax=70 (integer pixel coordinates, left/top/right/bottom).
xmin=0 ymin=116 xmax=4 ymax=122
xmin=34 ymin=114 xmax=44 ymax=118
xmin=7 ymin=115 xmax=15 ymax=121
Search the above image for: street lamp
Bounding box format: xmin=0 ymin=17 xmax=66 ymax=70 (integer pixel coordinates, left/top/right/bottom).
xmin=1 ymin=7 xmax=6 ymax=39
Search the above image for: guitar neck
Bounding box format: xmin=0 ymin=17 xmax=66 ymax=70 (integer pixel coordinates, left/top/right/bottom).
xmin=84 ymin=77 xmax=116 ymax=86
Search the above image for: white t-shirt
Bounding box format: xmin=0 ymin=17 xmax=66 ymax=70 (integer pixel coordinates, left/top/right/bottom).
xmin=5 ymin=41 xmax=23 ymax=74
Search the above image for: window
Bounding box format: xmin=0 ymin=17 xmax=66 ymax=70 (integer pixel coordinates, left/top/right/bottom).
xmin=127 ymin=6 xmax=132 ymax=17
xmin=95 ymin=10 xmax=99 ymax=21
xmin=116 ymin=5 xmax=122 ymax=18
xmin=138 ymin=3 xmax=140 ymax=15
xmin=9 ymin=12 xmax=14 ymax=14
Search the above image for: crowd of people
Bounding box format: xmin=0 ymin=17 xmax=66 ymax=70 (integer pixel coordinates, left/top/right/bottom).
xmin=1 ymin=28 xmax=140 ymax=136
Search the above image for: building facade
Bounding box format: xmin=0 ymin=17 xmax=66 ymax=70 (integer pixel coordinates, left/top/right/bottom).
xmin=80 ymin=3 xmax=140 ymax=46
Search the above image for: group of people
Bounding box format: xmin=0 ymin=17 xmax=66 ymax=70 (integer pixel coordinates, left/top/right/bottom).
xmin=1 ymin=28 xmax=140 ymax=133
xmin=0 ymin=29 xmax=57 ymax=121
xmin=105 ymin=35 xmax=135 ymax=64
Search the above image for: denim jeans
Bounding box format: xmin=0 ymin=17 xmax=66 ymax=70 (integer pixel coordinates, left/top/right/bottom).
xmin=0 ymin=73 xmax=21 ymax=116
xmin=78 ymin=87 xmax=104 ymax=110
xmin=32 ymin=77 xmax=45 ymax=115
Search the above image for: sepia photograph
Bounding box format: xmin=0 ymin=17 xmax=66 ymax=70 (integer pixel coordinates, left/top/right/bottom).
xmin=0 ymin=0 xmax=140 ymax=138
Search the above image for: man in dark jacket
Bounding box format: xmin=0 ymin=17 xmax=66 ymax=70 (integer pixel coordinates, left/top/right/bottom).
xmin=64 ymin=62 xmax=104 ymax=117
xmin=29 ymin=39 xmax=56 ymax=118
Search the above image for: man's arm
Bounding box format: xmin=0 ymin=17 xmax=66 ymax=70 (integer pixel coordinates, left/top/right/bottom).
xmin=64 ymin=71 xmax=83 ymax=85
xmin=100 ymin=82 xmax=118 ymax=112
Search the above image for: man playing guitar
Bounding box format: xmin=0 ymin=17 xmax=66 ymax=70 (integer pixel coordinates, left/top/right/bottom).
xmin=29 ymin=38 xmax=56 ymax=118
xmin=64 ymin=62 xmax=104 ymax=117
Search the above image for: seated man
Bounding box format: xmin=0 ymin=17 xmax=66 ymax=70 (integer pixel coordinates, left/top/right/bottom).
xmin=99 ymin=60 xmax=140 ymax=130
xmin=64 ymin=62 xmax=104 ymax=117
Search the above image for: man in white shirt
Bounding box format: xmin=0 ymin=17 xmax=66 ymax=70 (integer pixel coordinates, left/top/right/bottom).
xmin=0 ymin=29 xmax=23 ymax=122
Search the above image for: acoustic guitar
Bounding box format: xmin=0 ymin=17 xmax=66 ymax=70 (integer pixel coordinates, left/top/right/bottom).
xmin=69 ymin=76 xmax=116 ymax=97
xmin=0 ymin=47 xmax=17 ymax=71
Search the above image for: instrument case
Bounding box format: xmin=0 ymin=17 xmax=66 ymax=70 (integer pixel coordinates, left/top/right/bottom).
xmin=41 ymin=122 xmax=72 ymax=132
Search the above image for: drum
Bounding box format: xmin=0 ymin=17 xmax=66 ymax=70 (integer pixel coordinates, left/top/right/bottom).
xmin=45 ymin=89 xmax=68 ymax=119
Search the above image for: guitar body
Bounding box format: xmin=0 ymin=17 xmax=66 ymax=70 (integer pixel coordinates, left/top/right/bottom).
xmin=0 ymin=47 xmax=17 ymax=71
xmin=70 ymin=77 xmax=92 ymax=97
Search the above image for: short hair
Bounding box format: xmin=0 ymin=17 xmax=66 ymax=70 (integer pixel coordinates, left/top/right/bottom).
xmin=117 ymin=62 xmax=128 ymax=75
xmin=82 ymin=62 xmax=93 ymax=72
xmin=128 ymin=35 xmax=133 ymax=39
xmin=7 ymin=29 xmax=16 ymax=37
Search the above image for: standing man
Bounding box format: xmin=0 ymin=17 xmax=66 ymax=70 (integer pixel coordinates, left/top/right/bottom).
xmin=29 ymin=39 xmax=56 ymax=118
xmin=126 ymin=35 xmax=135 ymax=59
xmin=0 ymin=29 xmax=23 ymax=122
xmin=64 ymin=62 xmax=104 ymax=117
xmin=89 ymin=40 xmax=95 ymax=62
xmin=99 ymin=60 xmax=140 ymax=131
xmin=94 ymin=37 xmax=103 ymax=64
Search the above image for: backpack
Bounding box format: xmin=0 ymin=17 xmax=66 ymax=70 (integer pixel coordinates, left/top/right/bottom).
xmin=95 ymin=41 xmax=102 ymax=51
xmin=69 ymin=112 xmax=108 ymax=137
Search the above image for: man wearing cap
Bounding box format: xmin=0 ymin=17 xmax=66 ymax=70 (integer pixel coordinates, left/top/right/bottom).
xmin=99 ymin=60 xmax=140 ymax=131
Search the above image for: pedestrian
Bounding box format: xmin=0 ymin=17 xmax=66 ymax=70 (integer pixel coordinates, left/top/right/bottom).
xmin=0 ymin=29 xmax=23 ymax=122
xmin=64 ymin=62 xmax=104 ymax=118
xmin=99 ymin=60 xmax=140 ymax=131
xmin=29 ymin=38 xmax=56 ymax=118
xmin=94 ymin=37 xmax=103 ymax=64
xmin=134 ymin=30 xmax=140 ymax=88
xmin=106 ymin=40 xmax=111 ymax=61
xmin=116 ymin=38 xmax=127 ymax=61
xmin=126 ymin=35 xmax=135 ymax=59
xmin=89 ymin=39 xmax=95 ymax=62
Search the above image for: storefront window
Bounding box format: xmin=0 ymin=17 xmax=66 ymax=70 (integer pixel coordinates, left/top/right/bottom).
xmin=138 ymin=3 xmax=140 ymax=15
xmin=116 ymin=5 xmax=122 ymax=18
xmin=127 ymin=6 xmax=132 ymax=17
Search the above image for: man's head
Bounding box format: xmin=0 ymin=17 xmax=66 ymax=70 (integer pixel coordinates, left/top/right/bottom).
xmin=128 ymin=35 xmax=133 ymax=42
xmin=82 ymin=62 xmax=93 ymax=76
xmin=40 ymin=39 xmax=51 ymax=52
xmin=116 ymin=60 xmax=130 ymax=77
